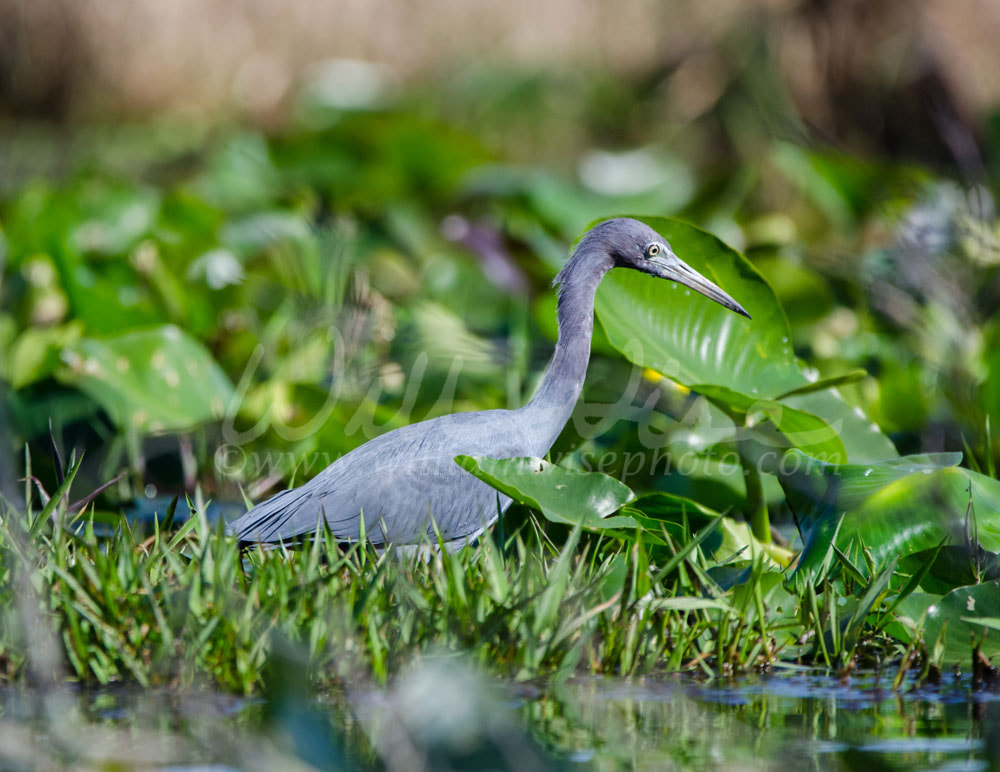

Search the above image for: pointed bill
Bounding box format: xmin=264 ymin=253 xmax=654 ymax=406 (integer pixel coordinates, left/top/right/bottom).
xmin=649 ymin=254 xmax=751 ymax=319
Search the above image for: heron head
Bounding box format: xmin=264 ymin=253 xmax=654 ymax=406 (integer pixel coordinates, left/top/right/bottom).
xmin=605 ymin=218 xmax=751 ymax=319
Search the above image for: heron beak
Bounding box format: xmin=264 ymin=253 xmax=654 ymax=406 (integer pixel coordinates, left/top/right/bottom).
xmin=649 ymin=253 xmax=751 ymax=319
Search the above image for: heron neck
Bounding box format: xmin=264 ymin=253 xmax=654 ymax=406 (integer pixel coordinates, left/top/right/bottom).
xmin=525 ymin=249 xmax=612 ymax=447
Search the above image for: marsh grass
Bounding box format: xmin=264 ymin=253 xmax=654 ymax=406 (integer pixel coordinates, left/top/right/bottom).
xmin=0 ymin=452 xmax=941 ymax=696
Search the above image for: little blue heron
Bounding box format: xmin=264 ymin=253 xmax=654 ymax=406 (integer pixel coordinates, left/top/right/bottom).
xmin=229 ymin=218 xmax=749 ymax=547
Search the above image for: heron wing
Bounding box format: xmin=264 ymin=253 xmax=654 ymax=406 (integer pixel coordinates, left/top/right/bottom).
xmin=229 ymin=409 xmax=530 ymax=544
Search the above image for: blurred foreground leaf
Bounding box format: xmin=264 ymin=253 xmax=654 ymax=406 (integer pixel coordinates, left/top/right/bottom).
xmin=780 ymin=450 xmax=1000 ymax=575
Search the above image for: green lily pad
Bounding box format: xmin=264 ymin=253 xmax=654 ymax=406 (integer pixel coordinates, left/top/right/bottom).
xmin=5 ymin=321 xmax=84 ymax=389
xmin=455 ymin=455 xmax=636 ymax=529
xmin=892 ymin=582 xmax=1000 ymax=663
xmin=57 ymin=325 xmax=235 ymax=433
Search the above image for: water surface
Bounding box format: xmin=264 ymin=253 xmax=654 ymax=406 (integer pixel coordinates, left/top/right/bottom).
xmin=1 ymin=669 xmax=997 ymax=770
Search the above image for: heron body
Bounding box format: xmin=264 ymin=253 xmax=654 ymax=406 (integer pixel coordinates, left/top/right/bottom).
xmin=229 ymin=218 xmax=749 ymax=546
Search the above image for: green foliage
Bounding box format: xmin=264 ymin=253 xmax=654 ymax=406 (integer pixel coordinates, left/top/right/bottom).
xmin=6 ymin=450 xmax=994 ymax=694
xmin=2 ymin=88 xmax=1000 ymax=705
xmin=594 ymin=216 xmax=896 ymax=462
xmin=455 ymin=455 xmax=636 ymax=529
xmin=893 ymin=581 xmax=1000 ymax=661
xmin=3 ymin=320 xmax=83 ymax=389
xmin=56 ymin=325 xmax=235 ymax=433
xmin=782 ymin=450 xmax=1000 ymax=574
xmin=596 ymin=218 xmax=801 ymax=397
xmin=0 ymin=476 xmax=798 ymax=691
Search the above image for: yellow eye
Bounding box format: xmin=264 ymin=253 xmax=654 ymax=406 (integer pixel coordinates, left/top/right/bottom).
xmin=646 ymin=244 xmax=661 ymax=257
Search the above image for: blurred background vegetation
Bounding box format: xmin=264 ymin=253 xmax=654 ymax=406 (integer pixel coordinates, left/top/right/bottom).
xmin=1 ymin=0 xmax=999 ymax=522
xmin=3 ymin=3 xmax=1000 ymax=768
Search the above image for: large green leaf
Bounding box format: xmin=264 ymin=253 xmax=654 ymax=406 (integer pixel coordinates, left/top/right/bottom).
xmin=57 ymin=325 xmax=235 ymax=432
xmin=892 ymin=583 xmax=1000 ymax=663
xmin=454 ymin=456 xmax=636 ymax=529
xmin=596 ymin=217 xmax=801 ymax=397
xmin=592 ymin=216 xmax=897 ymax=461
xmin=780 ymin=450 xmax=1000 ymax=575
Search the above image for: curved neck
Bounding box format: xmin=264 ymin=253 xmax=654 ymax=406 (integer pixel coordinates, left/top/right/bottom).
xmin=524 ymin=245 xmax=613 ymax=450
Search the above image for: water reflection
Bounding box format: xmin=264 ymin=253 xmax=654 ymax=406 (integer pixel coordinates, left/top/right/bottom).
xmin=0 ymin=669 xmax=997 ymax=771
xmin=527 ymin=671 xmax=1000 ymax=770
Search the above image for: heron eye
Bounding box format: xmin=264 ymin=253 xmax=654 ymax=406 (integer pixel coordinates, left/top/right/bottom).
xmin=646 ymin=244 xmax=661 ymax=258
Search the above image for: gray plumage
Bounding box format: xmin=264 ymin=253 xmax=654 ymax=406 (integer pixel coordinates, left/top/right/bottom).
xmin=228 ymin=217 xmax=749 ymax=546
